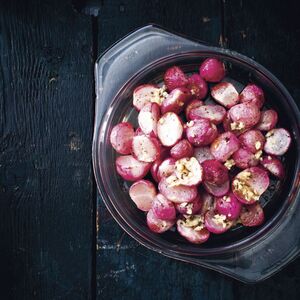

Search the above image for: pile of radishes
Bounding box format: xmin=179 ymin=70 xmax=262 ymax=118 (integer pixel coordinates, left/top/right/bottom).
xmin=110 ymin=58 xmax=291 ymax=244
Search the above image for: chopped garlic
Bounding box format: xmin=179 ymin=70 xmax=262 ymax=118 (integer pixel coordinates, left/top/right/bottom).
xmin=255 ymin=141 xmax=261 ymax=150
xmin=230 ymin=121 xmax=245 ymax=131
xmin=224 ymin=159 xmax=235 ymax=170
xmin=254 ymin=150 xmax=263 ymax=160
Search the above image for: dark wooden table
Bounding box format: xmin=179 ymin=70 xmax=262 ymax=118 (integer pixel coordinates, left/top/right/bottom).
xmin=1 ymin=0 xmax=300 ymax=299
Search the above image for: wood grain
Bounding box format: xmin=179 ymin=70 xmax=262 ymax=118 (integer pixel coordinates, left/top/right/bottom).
xmin=0 ymin=1 xmax=94 ymax=298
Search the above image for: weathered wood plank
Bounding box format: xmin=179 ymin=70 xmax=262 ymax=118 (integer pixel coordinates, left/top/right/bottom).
xmin=0 ymin=1 xmax=94 ymax=298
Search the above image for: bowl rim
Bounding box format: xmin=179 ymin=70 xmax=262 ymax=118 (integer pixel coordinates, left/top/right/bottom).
xmin=93 ymin=49 xmax=300 ymax=257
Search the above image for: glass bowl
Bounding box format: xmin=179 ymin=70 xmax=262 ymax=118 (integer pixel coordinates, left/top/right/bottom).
xmin=92 ymin=25 xmax=300 ymax=283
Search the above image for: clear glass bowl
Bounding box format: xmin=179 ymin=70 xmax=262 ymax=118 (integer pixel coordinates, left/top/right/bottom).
xmin=92 ymin=25 xmax=300 ymax=283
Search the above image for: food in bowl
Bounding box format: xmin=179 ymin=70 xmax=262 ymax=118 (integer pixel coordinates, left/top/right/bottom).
xmin=109 ymin=58 xmax=291 ymax=245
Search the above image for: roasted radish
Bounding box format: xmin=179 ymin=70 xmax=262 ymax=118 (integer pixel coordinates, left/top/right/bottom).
xmin=240 ymin=203 xmax=264 ymax=227
xmin=240 ymin=84 xmax=265 ymax=109
xmin=157 ymin=158 xmax=176 ymax=181
xmin=110 ymin=122 xmax=134 ymax=154
xmin=138 ymin=102 xmax=160 ymax=136
xmin=203 ymin=180 xmax=230 ymax=197
xmin=199 ymin=58 xmax=225 ymax=82
xmin=152 ymin=193 xmax=176 ymax=220
xmin=116 ymin=155 xmax=151 ymax=181
xmin=232 ymin=147 xmax=259 ymax=169
xmin=157 ymin=112 xmax=183 ymax=146
xmin=211 ymin=82 xmax=239 ymax=108
xmin=260 ymin=155 xmax=285 ymax=179
xmin=129 ymin=180 xmax=157 ymax=211
xmin=256 ymin=109 xmax=278 ymax=131
xmin=164 ymin=66 xmax=188 ymax=91
xmin=170 ymin=139 xmax=194 ymax=159
xmin=185 ymin=99 xmax=204 ymax=120
xmin=187 ymin=74 xmax=208 ymax=99
xmin=147 ymin=209 xmax=175 ymax=233
xmin=239 ymin=129 xmax=265 ymax=154
xmin=175 ymin=195 xmax=202 ymax=215
xmin=204 ymin=211 xmax=233 ymax=234
xmin=133 ymin=84 xmax=161 ymax=111
xmin=202 ymin=159 xmax=229 ymax=184
xmin=193 ymin=146 xmax=214 ymax=164
xmin=132 ymin=135 xmax=161 ymax=162
xmin=232 ymin=167 xmax=270 ymax=204
xmin=216 ymin=193 xmax=242 ymax=220
xmin=264 ymin=128 xmax=291 ymax=156
xmin=188 ymin=104 xmax=226 ymax=125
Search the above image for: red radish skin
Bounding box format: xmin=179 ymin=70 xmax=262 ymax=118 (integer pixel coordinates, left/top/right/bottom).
xmin=232 ymin=167 xmax=270 ymax=204
xmin=203 ymin=180 xmax=230 ymax=197
xmin=161 ymin=87 xmax=192 ymax=115
xmin=164 ymin=66 xmax=188 ymax=91
xmin=152 ymin=193 xmax=176 ymax=220
xmin=174 ymin=157 xmax=203 ymax=186
xmin=256 ymin=109 xmax=278 ymax=131
xmin=115 ymin=155 xmax=151 ymax=181
xmin=216 ymin=193 xmax=242 ymax=220
xmin=199 ymin=58 xmax=225 ymax=82
xmin=202 ymin=159 xmax=229 ymax=184
xmin=232 ymin=147 xmax=259 ymax=169
xmin=229 ymin=102 xmax=261 ymax=130
xmin=193 ymin=146 xmax=214 ymax=164
xmin=260 ymin=155 xmax=285 ymax=179
xmin=175 ymin=195 xmax=203 ymax=215
xmin=157 ymin=112 xmax=183 ymax=147
xmin=264 ymin=128 xmax=291 ymax=156
xmin=186 ymin=119 xmax=218 ymax=146
xmin=239 ymin=130 xmax=265 ymax=154
xmin=185 ymin=99 xmax=204 ymax=120
xmin=240 ymin=203 xmax=264 ymax=227
xmin=204 ymin=211 xmax=233 ymax=234
xmin=110 ymin=122 xmax=134 ymax=154
xmin=240 ymin=84 xmax=265 ymax=109
xmin=157 ymin=158 xmax=176 ymax=182
xmin=188 ymin=104 xmax=226 ymax=125
xmin=187 ymin=74 xmax=208 ymax=99
xmin=147 ymin=209 xmax=175 ymax=233
xmin=158 ymin=176 xmax=198 ymax=203
xmin=210 ymin=132 xmax=240 ymax=162
xmin=151 ymin=159 xmax=162 ymax=182
xmin=211 ymin=82 xmax=239 ymax=108
xmin=133 ymin=84 xmax=161 ymax=111
xmin=135 ymin=127 xmax=144 ymax=136
xmin=132 ymin=135 xmax=161 ymax=163
xmin=138 ymin=102 xmax=160 ymax=136
xmin=129 ymin=180 xmax=157 ymax=211
xmin=170 ymin=139 xmax=194 ymax=159
xmin=177 ymin=216 xmax=210 ymax=244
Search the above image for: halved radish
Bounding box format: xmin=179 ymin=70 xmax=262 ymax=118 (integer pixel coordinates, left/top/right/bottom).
xmin=256 ymin=109 xmax=278 ymax=131
xmin=229 ymin=102 xmax=261 ymax=130
xmin=188 ymin=104 xmax=226 ymax=125
xmin=157 ymin=112 xmax=183 ymax=146
xmin=232 ymin=147 xmax=259 ymax=169
xmin=204 ymin=211 xmax=233 ymax=234
xmin=187 ymin=74 xmax=208 ymax=99
xmin=157 ymin=158 xmax=176 ymax=182
xmin=202 ymin=159 xmax=229 ymax=184
xmin=240 ymin=84 xmax=265 ymax=109
xmin=152 ymin=193 xmax=176 ymax=220
xmin=260 ymin=155 xmax=285 ymax=179
xmin=147 ymin=209 xmax=175 ymax=233
xmin=161 ymin=87 xmax=192 ymax=114
xmin=215 ymin=193 xmax=242 ymax=220
xmin=132 ymin=135 xmax=161 ymax=162
xmin=129 ymin=180 xmax=157 ymax=211
xmin=174 ymin=157 xmax=203 ymax=186
xmin=177 ymin=216 xmax=210 ymax=244
xmin=110 ymin=122 xmax=135 ymax=154
xmin=193 ymin=146 xmax=214 ymax=164
xmin=185 ymin=99 xmax=204 ymax=120
xmin=199 ymin=58 xmax=225 ymax=82
xmin=210 ymin=132 xmax=240 ymax=162
xmin=158 ymin=176 xmax=197 ymax=203
xmin=164 ymin=66 xmax=188 ymax=91
xmin=232 ymin=167 xmax=270 ymax=204
xmin=264 ymin=128 xmax=291 ymax=156
xmin=170 ymin=139 xmax=194 ymax=159
xmin=138 ymin=102 xmax=160 ymax=136
xmin=175 ymin=195 xmax=202 ymax=215
xmin=116 ymin=155 xmax=151 ymax=181
xmin=240 ymin=203 xmax=264 ymax=227
xmin=186 ymin=118 xmax=218 ymax=146
xmin=211 ymin=82 xmax=239 ymax=108
xmin=239 ymin=129 xmax=265 ymax=154
xmin=200 ymin=190 xmax=215 ymax=214
xmin=133 ymin=84 xmax=161 ymax=111
xmin=203 ymin=180 xmax=230 ymax=197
